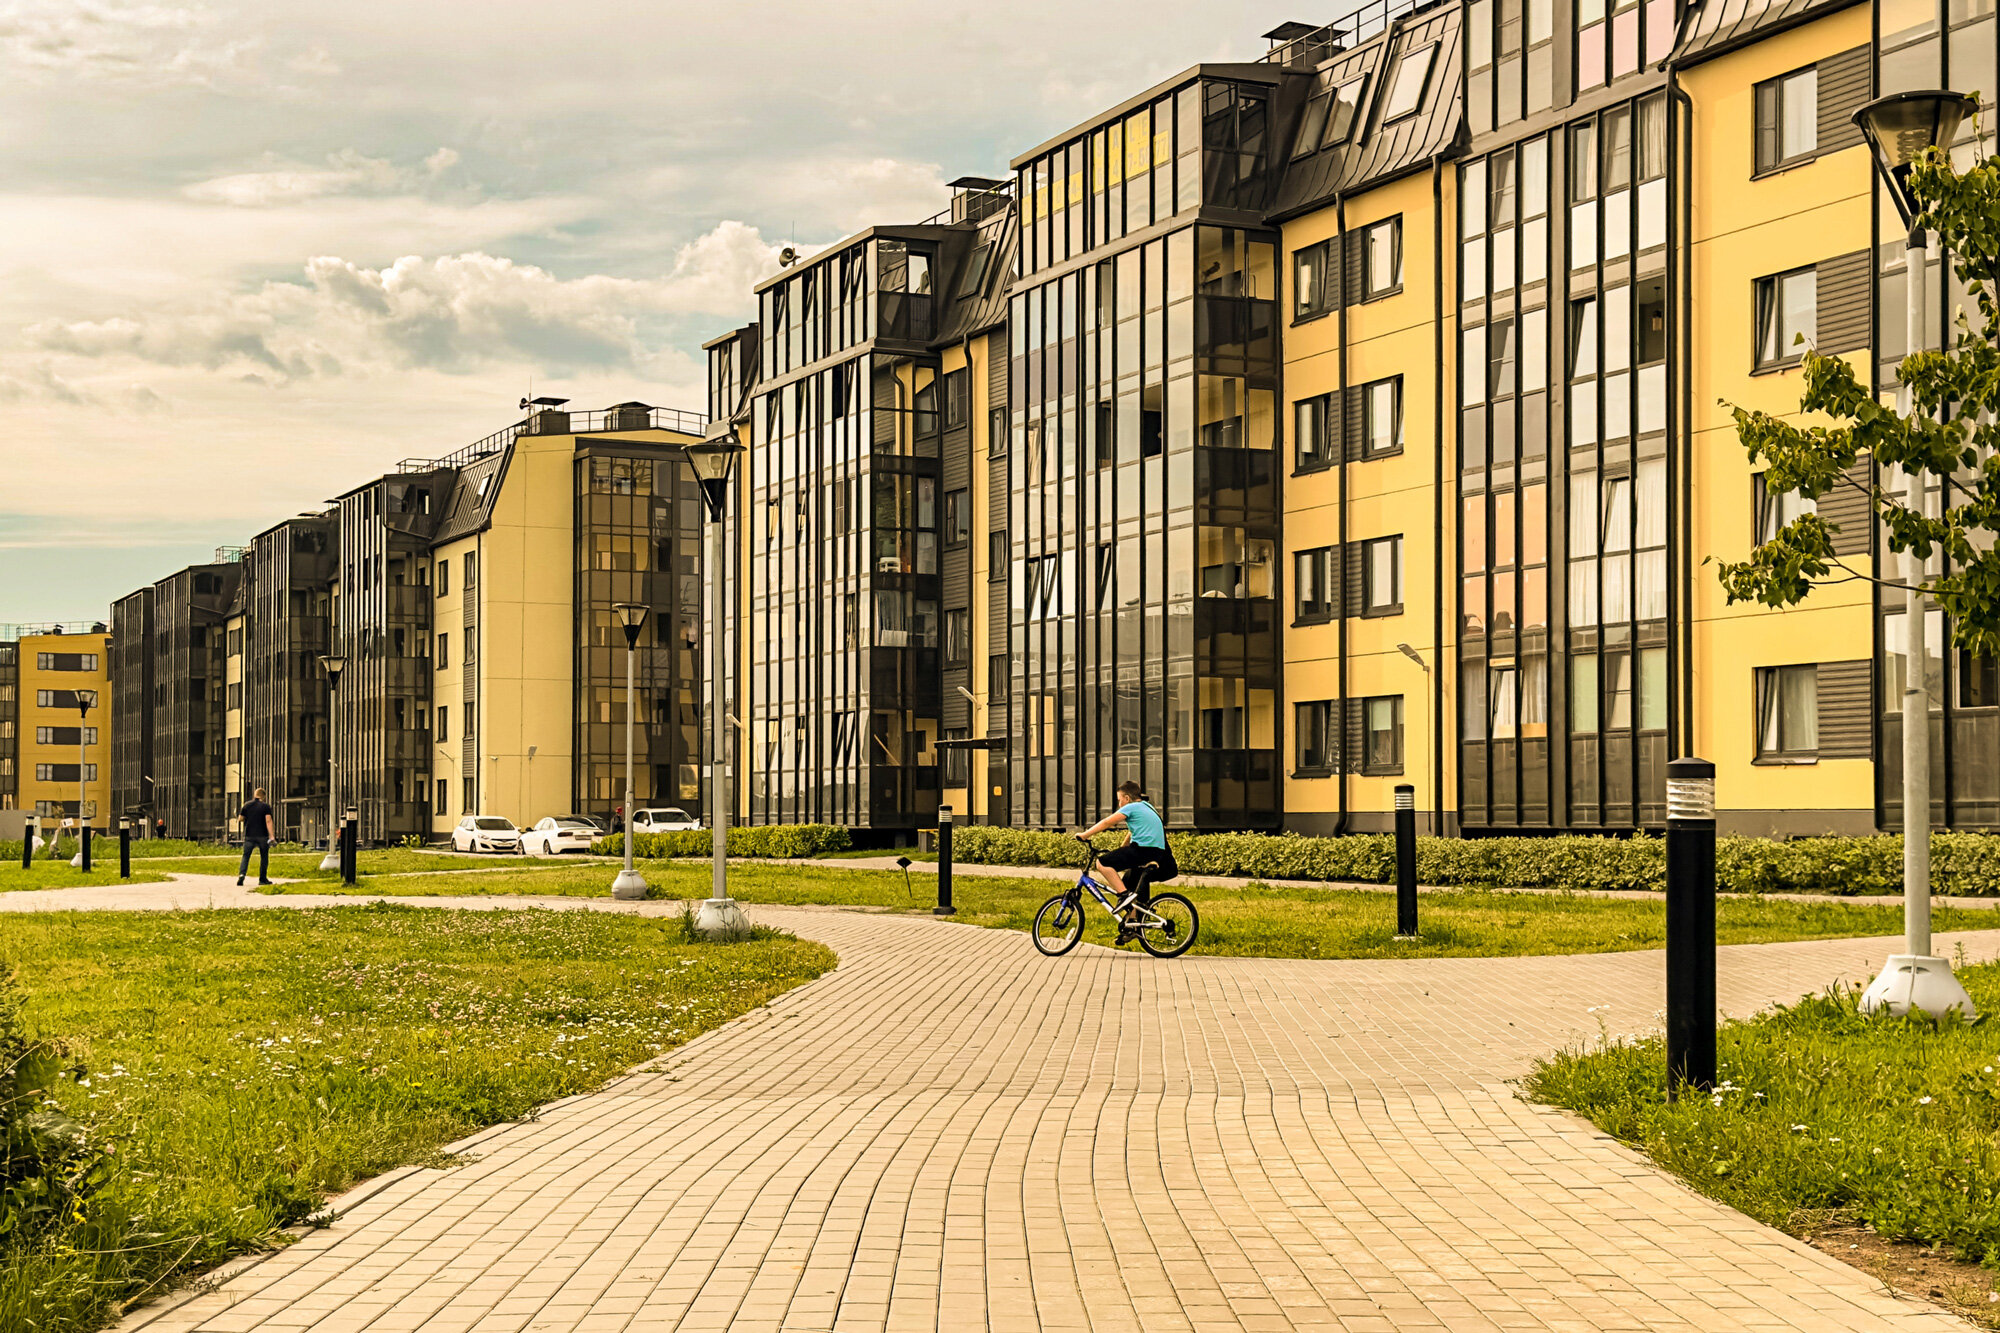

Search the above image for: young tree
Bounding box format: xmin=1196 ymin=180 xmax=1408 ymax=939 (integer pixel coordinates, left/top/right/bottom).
xmin=1715 ymin=144 xmax=2000 ymax=653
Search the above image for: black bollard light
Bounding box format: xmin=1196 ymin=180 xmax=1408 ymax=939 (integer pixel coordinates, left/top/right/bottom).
xmin=1393 ymin=783 xmax=1418 ymax=938
xmin=935 ymin=806 xmax=957 ymax=916
xmin=1666 ymin=756 xmax=1718 ymax=1097
xmin=80 ymin=820 xmax=92 ymax=873
xmin=341 ymin=807 xmax=359 ymax=886
xmin=119 ymin=818 xmax=131 ymax=880
xmin=21 ymin=817 xmax=34 ymax=869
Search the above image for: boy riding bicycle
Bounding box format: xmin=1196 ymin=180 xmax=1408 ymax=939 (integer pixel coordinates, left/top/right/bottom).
xmin=1075 ymin=780 xmax=1178 ymax=945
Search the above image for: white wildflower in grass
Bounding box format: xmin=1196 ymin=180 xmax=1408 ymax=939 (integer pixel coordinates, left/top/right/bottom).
xmin=1920 ymin=1096 xmax=1934 ymax=1105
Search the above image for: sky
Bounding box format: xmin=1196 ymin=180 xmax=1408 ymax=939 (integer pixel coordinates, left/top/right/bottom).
xmin=0 ymin=0 xmax=1311 ymax=624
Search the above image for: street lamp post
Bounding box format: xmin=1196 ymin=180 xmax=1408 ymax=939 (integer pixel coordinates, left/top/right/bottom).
xmin=1396 ymin=643 xmax=1433 ymax=835
xmin=69 ymin=689 xmax=96 ymax=868
xmin=318 ymin=655 xmax=347 ymax=871
xmin=683 ymin=436 xmax=747 ymax=937
xmin=1853 ymin=90 xmax=1980 ymax=1019
xmin=610 ymin=603 xmax=651 ymax=899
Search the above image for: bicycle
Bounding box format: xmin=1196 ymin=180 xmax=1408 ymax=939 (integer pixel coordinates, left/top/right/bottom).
xmin=1030 ymin=843 xmax=1199 ymax=958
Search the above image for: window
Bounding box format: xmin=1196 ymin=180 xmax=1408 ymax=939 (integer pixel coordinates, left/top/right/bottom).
xmin=436 ymin=778 xmax=447 ymax=812
xmin=944 ymin=609 xmax=970 ymax=665
xmin=1756 ymin=664 xmax=1819 ymax=760
xmin=35 ymin=764 xmax=96 ymax=782
xmin=1295 ymin=240 xmax=1334 ymax=319
xmin=1325 ymin=75 xmax=1369 ymax=146
xmin=1296 ymin=700 xmax=1337 ymax=773
xmin=1362 ymin=219 xmax=1402 ymax=299
xmin=989 ymin=653 xmax=1009 ymax=700
xmin=989 ymin=529 xmax=1008 ymax=581
xmin=1755 ymin=267 xmax=1816 ymax=369
xmin=1296 ymin=393 xmax=1335 ymax=471
xmin=1755 ymin=67 xmax=1819 ymax=173
xmin=437 ymin=705 xmax=449 ymax=742
xmin=1362 ymin=696 xmax=1404 ymax=773
xmin=943 ymin=368 xmax=970 ymax=428
xmin=944 ymin=488 xmax=970 ymax=547
xmin=35 ymin=653 xmax=97 ymax=671
xmin=34 ymin=727 xmax=97 ymax=745
xmin=463 ymin=552 xmax=478 ymax=589
xmin=436 ymin=559 xmax=449 ymax=597
xmin=1363 ymin=536 xmax=1403 ymax=615
xmin=989 ymin=407 xmax=1009 ymax=457
xmin=1296 ymin=545 xmax=1337 ymax=623
xmin=1753 ymin=472 xmax=1818 ymax=543
xmin=1363 ymin=377 xmax=1402 ymax=457
xmin=436 ymin=633 xmax=449 ymax=669
xmin=1382 ymin=44 xmax=1437 ymax=122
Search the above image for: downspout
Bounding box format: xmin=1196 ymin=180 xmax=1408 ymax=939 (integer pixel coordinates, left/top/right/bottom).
xmin=1433 ymin=155 xmax=1448 ymax=838
xmin=1334 ymin=193 xmax=1352 ymax=835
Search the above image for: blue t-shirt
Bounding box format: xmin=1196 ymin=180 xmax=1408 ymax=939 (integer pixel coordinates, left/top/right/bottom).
xmin=1121 ymin=800 xmax=1167 ymax=848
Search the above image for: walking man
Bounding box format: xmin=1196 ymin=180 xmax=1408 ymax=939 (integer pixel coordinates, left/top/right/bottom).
xmin=237 ymin=787 xmax=275 ymax=886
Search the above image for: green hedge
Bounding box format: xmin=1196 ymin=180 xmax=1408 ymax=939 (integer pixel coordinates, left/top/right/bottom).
xmin=593 ymin=824 xmax=851 ymax=860
xmin=946 ymin=826 xmax=2000 ymax=897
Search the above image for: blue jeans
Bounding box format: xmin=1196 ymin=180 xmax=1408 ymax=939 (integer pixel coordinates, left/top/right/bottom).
xmin=238 ymin=838 xmax=270 ymax=882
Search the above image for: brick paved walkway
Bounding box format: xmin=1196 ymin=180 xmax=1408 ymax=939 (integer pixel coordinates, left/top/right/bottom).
xmin=4 ymin=877 xmax=1985 ymax=1331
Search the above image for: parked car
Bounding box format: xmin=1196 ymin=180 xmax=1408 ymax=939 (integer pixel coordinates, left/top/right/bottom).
xmin=559 ymin=812 xmax=608 ymax=834
xmin=630 ymin=807 xmax=701 ymax=834
xmin=522 ymin=816 xmax=599 ymax=856
xmin=451 ymin=815 xmax=523 ymax=854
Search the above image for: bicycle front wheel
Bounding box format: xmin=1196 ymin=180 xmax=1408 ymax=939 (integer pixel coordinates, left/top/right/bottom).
xmin=1031 ymin=891 xmax=1085 ymax=956
xmin=1136 ymin=892 xmax=1199 ymax=958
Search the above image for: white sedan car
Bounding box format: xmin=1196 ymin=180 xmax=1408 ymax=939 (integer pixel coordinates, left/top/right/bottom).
xmin=522 ymin=816 xmax=599 ymax=856
xmin=631 ymin=807 xmax=701 ymax=833
xmin=451 ymin=815 xmax=523 ymax=854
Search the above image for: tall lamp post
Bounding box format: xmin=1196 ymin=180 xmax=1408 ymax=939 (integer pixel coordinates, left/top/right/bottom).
xmin=1854 ymin=90 xmax=1980 ymax=1019
xmin=683 ymin=436 xmax=747 ymax=937
xmin=318 ymin=654 xmax=347 ymax=871
xmin=610 ymin=602 xmax=651 ymax=899
xmin=68 ymin=689 xmax=96 ymax=867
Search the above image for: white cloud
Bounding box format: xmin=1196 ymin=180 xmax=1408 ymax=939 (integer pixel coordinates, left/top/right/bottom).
xmin=182 ymin=149 xmax=408 ymax=208
xmin=0 ymin=0 xmax=263 ymax=88
xmin=423 ymin=146 xmax=460 ymax=176
xmin=0 ymin=358 xmax=162 ymax=411
xmin=25 ymin=221 xmax=783 ymax=380
xmin=739 ymin=156 xmax=953 ymax=237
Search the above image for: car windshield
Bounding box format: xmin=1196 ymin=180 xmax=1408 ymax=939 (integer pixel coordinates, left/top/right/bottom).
xmin=474 ymin=818 xmax=513 ymax=830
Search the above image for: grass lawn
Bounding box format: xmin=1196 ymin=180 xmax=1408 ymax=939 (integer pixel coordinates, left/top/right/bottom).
xmin=1528 ymin=963 xmax=2000 ymax=1326
xmin=272 ymin=859 xmax=2000 ymax=959
xmin=140 ymin=848 xmax=509 ymax=879
xmin=0 ymin=904 xmax=833 ymax=1333
xmin=0 ymin=862 xmax=171 ymax=891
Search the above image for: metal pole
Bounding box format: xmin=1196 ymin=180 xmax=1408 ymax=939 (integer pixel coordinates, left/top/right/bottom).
xmin=119 ymin=819 xmax=131 ymax=880
xmin=321 ymin=676 xmax=341 ymax=871
xmin=935 ymin=805 xmax=956 ymax=916
xmin=1665 ymin=757 xmax=1716 ymax=1096
xmin=1393 ymin=783 xmax=1417 ymax=938
xmin=21 ymin=816 xmax=33 ymax=869
xmin=1902 ymin=222 xmax=1932 ymax=961
xmin=611 ymin=626 xmax=648 ymax=899
xmin=710 ymin=509 xmax=728 ymax=906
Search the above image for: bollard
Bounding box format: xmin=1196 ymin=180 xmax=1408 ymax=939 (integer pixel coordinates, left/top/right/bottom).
xmin=1666 ymin=756 xmax=1718 ymax=1097
xmin=1392 ymin=784 xmax=1418 ymax=937
xmin=80 ymin=822 xmax=92 ymax=873
xmin=119 ymin=819 xmax=132 ymax=880
xmin=935 ymin=806 xmax=956 ymax=916
xmin=341 ymin=807 xmax=358 ymax=886
xmin=21 ymin=817 xmax=33 ymax=869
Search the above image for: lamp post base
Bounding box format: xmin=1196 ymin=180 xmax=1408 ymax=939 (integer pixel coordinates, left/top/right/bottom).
xmin=611 ymin=869 xmax=651 ymax=900
xmin=1860 ymin=954 xmax=1977 ymax=1020
xmin=695 ymin=896 xmax=751 ymax=940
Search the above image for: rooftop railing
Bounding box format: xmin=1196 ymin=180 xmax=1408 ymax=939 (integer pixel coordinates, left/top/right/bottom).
xmin=1262 ymin=0 xmax=1426 ymax=66
xmin=395 ymin=403 xmax=707 ymax=474
xmin=0 ymin=621 xmax=106 ymax=641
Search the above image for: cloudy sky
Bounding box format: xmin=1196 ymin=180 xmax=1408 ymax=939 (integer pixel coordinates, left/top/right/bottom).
xmin=0 ymin=0 xmax=1303 ymax=623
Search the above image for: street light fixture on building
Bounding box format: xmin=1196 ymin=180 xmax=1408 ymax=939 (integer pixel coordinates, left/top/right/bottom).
xmin=681 ymin=437 xmax=746 ymax=937
xmin=318 ymin=654 xmax=347 ymax=871
xmin=1851 ymin=89 xmax=1981 ymax=1020
xmin=610 ymin=602 xmax=651 ymax=900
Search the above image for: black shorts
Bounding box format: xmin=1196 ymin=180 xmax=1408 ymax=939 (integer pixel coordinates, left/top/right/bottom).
xmin=1101 ymin=841 xmax=1177 ymax=896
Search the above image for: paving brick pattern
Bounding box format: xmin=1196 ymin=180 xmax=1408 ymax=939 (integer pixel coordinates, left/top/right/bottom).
xmin=4 ymin=878 xmax=1987 ymax=1331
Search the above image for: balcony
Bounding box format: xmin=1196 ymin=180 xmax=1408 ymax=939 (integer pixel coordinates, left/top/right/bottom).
xmin=386 ymin=584 xmax=431 ymax=623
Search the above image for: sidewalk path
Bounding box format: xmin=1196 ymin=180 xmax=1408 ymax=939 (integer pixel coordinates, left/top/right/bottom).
xmin=4 ymin=876 xmax=1983 ymax=1331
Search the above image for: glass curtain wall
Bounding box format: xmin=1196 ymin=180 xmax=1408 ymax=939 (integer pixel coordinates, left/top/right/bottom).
xmin=1458 ymin=91 xmax=1671 ymax=829
xmin=1875 ymin=2 xmax=2000 ymax=829
xmin=574 ymin=454 xmax=704 ymax=816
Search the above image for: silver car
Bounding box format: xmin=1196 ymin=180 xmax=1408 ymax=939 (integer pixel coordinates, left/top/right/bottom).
xmin=522 ymin=816 xmax=599 ymax=856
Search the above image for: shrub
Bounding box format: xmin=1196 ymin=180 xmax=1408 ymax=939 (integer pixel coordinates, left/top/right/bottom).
xmin=0 ymin=969 xmax=114 ymax=1246
xmin=594 ymin=823 xmax=852 ymax=860
xmin=946 ymin=826 xmax=2000 ymax=896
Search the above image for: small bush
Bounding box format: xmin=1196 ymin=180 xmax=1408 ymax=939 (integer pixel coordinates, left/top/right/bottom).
xmin=594 ymin=823 xmax=852 ymax=860
xmin=0 ymin=968 xmax=115 ymax=1245
xmin=947 ymin=827 xmax=2000 ymax=896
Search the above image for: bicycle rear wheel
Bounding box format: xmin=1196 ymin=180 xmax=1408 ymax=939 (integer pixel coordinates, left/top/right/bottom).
xmin=1136 ymin=892 xmax=1199 ymax=958
xmin=1031 ymin=891 xmax=1085 ymax=956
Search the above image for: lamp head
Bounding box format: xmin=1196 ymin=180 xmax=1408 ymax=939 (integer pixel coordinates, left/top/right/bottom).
xmin=1853 ymin=90 xmax=1979 ymax=226
xmin=75 ymin=688 xmax=96 ymax=716
xmin=612 ymin=602 xmax=650 ymax=647
xmin=318 ymin=653 xmax=347 ymax=684
xmin=1396 ymin=642 xmax=1429 ymax=671
xmin=683 ymin=438 xmax=745 ymax=521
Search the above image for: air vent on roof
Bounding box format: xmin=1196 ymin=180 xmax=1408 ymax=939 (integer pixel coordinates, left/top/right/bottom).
xmin=607 ymin=401 xmax=653 ymax=431
xmin=948 ymin=175 xmax=1013 ymax=225
xmin=524 ymin=408 xmax=570 ymax=436
xmin=1264 ymin=20 xmax=1346 ymax=66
